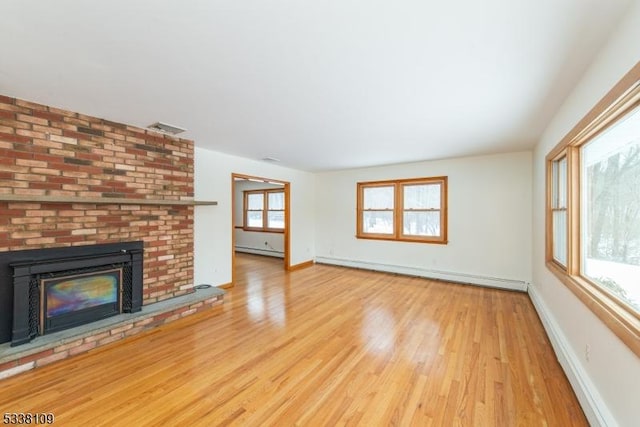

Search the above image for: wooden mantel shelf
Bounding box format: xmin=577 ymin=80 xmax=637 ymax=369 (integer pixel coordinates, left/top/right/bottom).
xmin=0 ymin=194 xmax=218 ymax=206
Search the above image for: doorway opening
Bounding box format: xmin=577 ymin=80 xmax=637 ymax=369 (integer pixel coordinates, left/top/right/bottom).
xmin=231 ymin=173 xmax=291 ymax=285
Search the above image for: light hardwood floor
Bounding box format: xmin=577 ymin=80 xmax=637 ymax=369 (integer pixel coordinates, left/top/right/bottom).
xmin=0 ymin=254 xmax=587 ymax=426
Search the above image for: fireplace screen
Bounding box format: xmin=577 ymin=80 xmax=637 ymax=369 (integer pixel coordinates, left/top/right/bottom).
xmin=40 ymin=268 xmax=123 ymax=334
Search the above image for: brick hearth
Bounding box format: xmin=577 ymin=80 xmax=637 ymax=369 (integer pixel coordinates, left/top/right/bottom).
xmin=0 ymin=286 xmax=224 ymax=380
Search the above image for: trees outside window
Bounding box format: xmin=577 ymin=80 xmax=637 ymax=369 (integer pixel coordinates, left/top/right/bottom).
xmin=581 ymin=107 xmax=640 ymax=312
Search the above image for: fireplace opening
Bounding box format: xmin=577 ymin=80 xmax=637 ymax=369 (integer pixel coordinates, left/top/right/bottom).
xmin=1 ymin=241 xmax=144 ymax=346
xmin=41 ymin=268 xmax=123 ymax=335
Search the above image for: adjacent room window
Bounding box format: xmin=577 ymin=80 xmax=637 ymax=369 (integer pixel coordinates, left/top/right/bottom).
xmin=244 ymin=189 xmax=285 ymax=232
xmin=546 ymin=67 xmax=640 ymax=356
xmin=245 ymin=192 xmax=265 ymax=228
xmin=357 ymin=177 xmax=447 ymax=244
xmin=267 ymin=191 xmax=285 ymax=229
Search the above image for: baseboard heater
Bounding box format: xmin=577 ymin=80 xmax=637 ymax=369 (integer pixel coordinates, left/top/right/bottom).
xmin=315 ymin=256 xmax=528 ymax=292
xmin=235 ymin=246 xmax=284 ymax=258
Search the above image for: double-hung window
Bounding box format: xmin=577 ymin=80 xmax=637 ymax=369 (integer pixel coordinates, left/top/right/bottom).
xmin=244 ymin=189 xmax=285 ymax=232
xmin=550 ymin=156 xmax=568 ymax=267
xmin=546 ymin=63 xmax=640 ymax=356
xmin=357 ymin=177 xmax=447 ymax=244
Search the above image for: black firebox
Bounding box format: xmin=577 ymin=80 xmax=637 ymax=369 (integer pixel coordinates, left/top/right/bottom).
xmin=0 ymin=242 xmax=143 ymax=346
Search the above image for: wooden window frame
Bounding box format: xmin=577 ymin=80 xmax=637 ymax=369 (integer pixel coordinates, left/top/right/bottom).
xmin=550 ymin=155 xmax=568 ymax=268
xmin=243 ymin=189 xmax=285 ymax=233
xmin=545 ymin=61 xmax=640 ymax=357
xmin=357 ymin=177 xmax=448 ymax=244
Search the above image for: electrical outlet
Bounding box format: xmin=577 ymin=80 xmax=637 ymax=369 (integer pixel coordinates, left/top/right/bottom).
xmin=585 ymin=344 xmax=590 ymax=362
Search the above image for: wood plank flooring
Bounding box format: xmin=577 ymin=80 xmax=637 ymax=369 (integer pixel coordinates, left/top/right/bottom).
xmin=0 ymin=254 xmax=587 ymax=426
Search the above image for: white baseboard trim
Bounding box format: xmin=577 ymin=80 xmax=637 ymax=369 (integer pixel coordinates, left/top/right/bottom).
xmin=235 ymin=246 xmax=284 ymax=258
xmin=528 ymin=284 xmax=616 ymax=427
xmin=315 ymin=256 xmax=528 ymax=291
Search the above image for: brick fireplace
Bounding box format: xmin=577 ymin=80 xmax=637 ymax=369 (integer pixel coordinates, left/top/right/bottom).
xmin=0 ymin=94 xmax=219 ymax=367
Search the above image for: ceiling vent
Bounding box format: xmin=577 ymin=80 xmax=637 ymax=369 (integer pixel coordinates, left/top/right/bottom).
xmin=147 ymin=122 xmax=187 ymax=135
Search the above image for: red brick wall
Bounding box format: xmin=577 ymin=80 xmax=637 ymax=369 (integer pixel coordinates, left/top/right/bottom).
xmin=0 ymin=95 xmax=194 ymax=303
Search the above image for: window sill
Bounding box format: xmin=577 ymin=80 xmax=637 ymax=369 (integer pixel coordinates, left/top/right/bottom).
xmin=546 ymin=261 xmax=640 ymax=357
xmin=241 ymin=228 xmax=285 ymax=234
xmin=356 ymin=234 xmax=448 ymax=245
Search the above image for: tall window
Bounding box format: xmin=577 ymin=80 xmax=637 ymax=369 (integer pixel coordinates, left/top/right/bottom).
xmin=357 ymin=177 xmax=447 ymax=244
xmin=546 ymin=65 xmax=640 ymax=356
xmin=244 ymin=189 xmax=285 ymax=232
xmin=551 ymin=156 xmax=568 ymax=266
xmin=361 ymin=184 xmax=395 ymax=235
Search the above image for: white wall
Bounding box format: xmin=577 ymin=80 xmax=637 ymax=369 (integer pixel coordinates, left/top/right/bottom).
xmin=233 ymin=179 xmax=285 ymax=257
xmin=530 ymin=1 xmax=640 ymax=426
xmin=315 ymin=151 xmax=532 ymax=290
xmin=194 ymin=147 xmax=315 ymax=286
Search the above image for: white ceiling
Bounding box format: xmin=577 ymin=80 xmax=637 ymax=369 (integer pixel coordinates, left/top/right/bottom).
xmin=0 ymin=0 xmax=632 ymax=171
